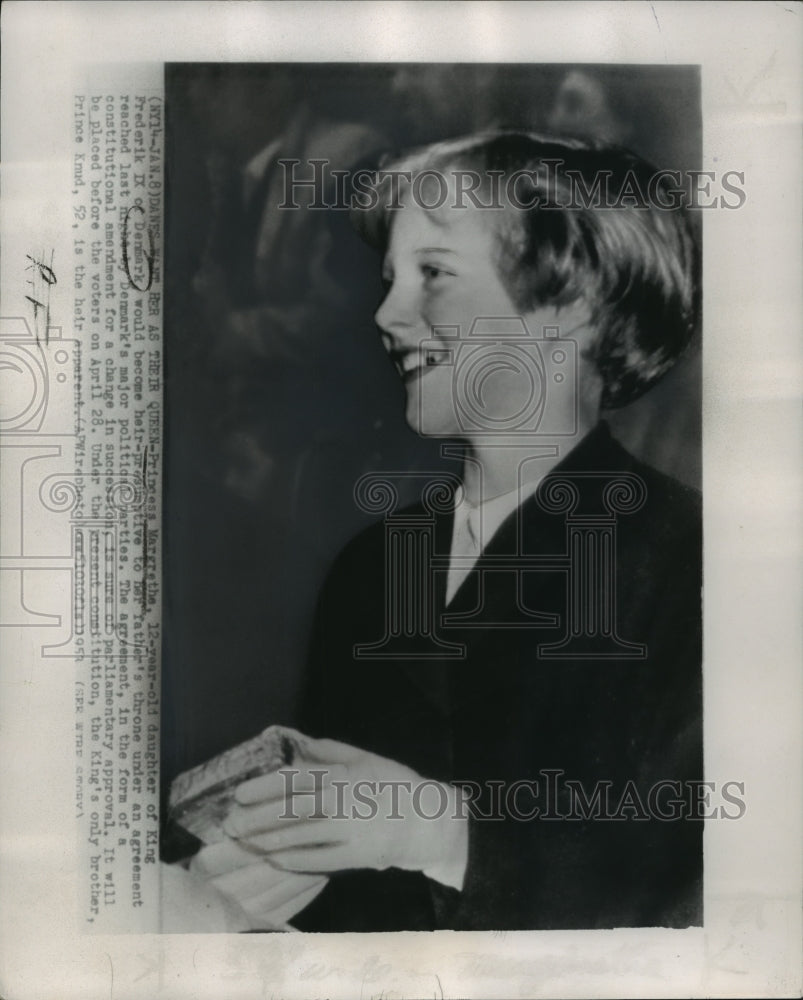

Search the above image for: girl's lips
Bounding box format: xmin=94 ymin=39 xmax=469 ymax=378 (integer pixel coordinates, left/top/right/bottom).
xmin=401 ymin=365 xmax=426 ymax=384
xmin=399 ymin=361 xmax=448 ymax=384
xmin=393 ymin=350 xmax=451 ymax=382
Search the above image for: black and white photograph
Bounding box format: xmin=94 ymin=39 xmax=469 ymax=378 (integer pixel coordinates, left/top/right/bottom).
xmin=0 ymin=3 xmax=801 ymax=998
xmin=160 ymin=61 xmax=707 ymax=932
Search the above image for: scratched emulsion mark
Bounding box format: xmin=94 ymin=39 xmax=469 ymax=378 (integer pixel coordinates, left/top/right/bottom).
xmin=649 ymin=4 xmax=669 ymax=62
xmin=24 ymin=250 xmax=57 ymax=346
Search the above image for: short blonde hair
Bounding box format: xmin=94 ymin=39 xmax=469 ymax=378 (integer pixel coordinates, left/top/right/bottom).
xmin=352 ymin=131 xmax=699 ymax=409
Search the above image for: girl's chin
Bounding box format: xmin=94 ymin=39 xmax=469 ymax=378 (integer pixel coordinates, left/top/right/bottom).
xmin=404 ymin=411 xmax=461 ymax=439
xmin=403 ymin=373 xmax=463 ymax=438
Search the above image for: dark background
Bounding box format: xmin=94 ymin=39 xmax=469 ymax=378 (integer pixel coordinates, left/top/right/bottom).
xmin=162 ymin=63 xmax=702 ymax=792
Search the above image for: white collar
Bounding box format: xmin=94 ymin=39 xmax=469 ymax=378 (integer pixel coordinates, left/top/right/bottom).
xmin=446 ymin=481 xmax=539 ymax=604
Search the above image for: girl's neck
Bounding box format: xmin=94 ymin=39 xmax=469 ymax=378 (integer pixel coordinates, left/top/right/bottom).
xmin=460 ymin=416 xmax=598 ymax=507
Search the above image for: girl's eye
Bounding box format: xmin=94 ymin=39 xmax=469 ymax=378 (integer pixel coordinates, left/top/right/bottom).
xmin=421 ymin=264 xmax=452 ymax=282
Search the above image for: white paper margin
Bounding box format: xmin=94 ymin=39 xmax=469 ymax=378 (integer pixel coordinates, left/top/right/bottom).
xmin=1 ymin=2 xmax=801 ymax=998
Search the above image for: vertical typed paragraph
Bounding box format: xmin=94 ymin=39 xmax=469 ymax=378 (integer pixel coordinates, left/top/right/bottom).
xmin=72 ymin=93 xmax=163 ymax=932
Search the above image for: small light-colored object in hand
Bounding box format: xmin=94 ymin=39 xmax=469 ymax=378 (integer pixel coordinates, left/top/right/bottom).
xmin=169 ymin=725 xmax=300 ymax=845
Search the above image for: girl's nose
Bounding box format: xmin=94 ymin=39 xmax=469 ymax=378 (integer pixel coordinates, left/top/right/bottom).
xmin=374 ymin=280 xmax=416 ymax=336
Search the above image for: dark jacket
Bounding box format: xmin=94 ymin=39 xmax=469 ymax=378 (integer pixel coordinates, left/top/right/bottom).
xmin=295 ymin=423 xmax=702 ymax=931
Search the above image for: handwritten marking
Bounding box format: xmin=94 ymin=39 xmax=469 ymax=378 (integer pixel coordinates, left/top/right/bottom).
xmin=121 ymin=205 xmax=155 ymax=292
xmin=25 ymin=250 xmax=56 ymax=345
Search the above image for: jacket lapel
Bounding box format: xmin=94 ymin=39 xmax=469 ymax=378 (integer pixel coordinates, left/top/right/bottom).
xmin=437 ymin=423 xmax=632 ymax=643
xmin=396 ymin=423 xmax=633 ymax=712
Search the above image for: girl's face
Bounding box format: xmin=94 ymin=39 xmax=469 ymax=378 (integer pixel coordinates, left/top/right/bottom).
xmin=375 ymin=201 xmax=526 ymax=438
xmin=375 ymin=200 xmax=592 ymax=440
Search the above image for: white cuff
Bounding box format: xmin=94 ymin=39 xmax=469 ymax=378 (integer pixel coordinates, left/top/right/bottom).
xmin=422 ymin=791 xmax=469 ymax=891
